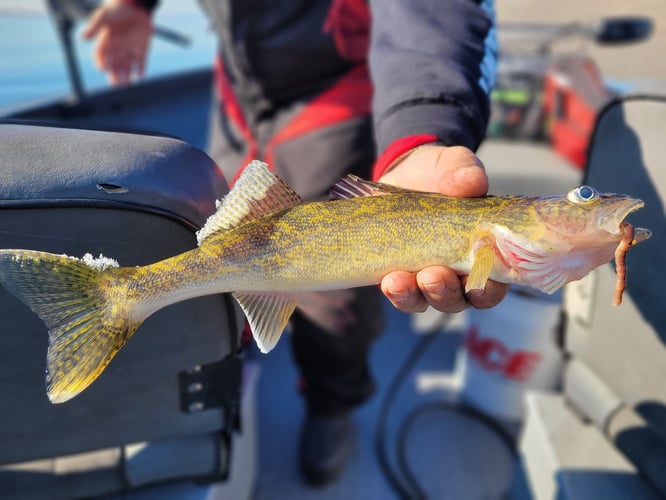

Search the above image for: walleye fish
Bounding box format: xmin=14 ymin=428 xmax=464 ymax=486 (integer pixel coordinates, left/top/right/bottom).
xmin=0 ymin=161 xmax=651 ymax=403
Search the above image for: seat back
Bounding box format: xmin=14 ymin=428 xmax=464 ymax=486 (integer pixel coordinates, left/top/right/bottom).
xmin=0 ymin=124 xmax=245 ymax=498
xmin=562 ymin=96 xmax=666 ymax=496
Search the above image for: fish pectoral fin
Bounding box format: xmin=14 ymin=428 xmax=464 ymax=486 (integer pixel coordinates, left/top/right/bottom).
xmin=466 ymin=242 xmax=496 ymax=292
xmin=233 ymin=292 xmax=296 ymax=353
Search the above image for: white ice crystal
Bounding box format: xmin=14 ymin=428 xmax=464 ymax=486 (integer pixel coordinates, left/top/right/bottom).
xmin=80 ymin=253 xmax=120 ymax=270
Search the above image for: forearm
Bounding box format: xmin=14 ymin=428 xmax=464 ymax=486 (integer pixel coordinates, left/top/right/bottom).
xmin=368 ymin=0 xmax=497 ymax=178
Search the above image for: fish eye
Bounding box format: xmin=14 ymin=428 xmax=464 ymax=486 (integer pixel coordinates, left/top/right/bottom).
xmin=567 ymin=185 xmax=599 ymax=204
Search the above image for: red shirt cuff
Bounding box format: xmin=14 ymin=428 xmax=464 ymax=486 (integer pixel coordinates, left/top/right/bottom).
xmin=372 ymin=134 xmax=440 ymax=181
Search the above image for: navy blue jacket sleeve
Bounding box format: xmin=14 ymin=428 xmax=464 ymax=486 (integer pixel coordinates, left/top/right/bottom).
xmin=368 ymin=0 xmax=497 ymax=155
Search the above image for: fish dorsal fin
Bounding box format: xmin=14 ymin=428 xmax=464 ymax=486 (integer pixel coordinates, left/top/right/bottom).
xmin=233 ymin=292 xmax=296 ymax=353
xmin=330 ymin=175 xmax=414 ymax=200
xmin=197 ymin=161 xmax=302 ymax=245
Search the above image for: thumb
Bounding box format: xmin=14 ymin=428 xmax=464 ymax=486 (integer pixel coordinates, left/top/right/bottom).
xmin=81 ymin=7 xmax=110 ymax=39
xmin=379 ymin=145 xmax=488 ymax=197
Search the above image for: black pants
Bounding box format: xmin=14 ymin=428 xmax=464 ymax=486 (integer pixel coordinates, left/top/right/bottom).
xmin=208 ymin=91 xmax=384 ymax=415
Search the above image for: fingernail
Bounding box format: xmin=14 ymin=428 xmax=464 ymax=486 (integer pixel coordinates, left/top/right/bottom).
xmin=387 ymin=290 xmax=409 ymax=305
xmin=422 ymin=282 xmax=446 ymax=300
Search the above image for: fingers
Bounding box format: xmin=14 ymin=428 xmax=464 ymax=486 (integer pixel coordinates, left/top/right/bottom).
xmin=90 ymin=34 xmax=131 ymax=85
xmin=381 ymin=270 xmax=430 ymax=313
xmin=84 ymin=8 xmax=113 ymax=72
xmin=81 ymin=3 xmax=151 ymax=85
xmin=81 ymin=6 xmax=108 ymax=40
xmin=381 ymin=267 xmax=509 ymax=314
xmin=109 ymin=52 xmax=131 ymax=86
xmin=91 ymin=37 xmax=148 ymax=85
xmin=461 ymin=275 xmax=509 ymax=309
xmin=382 ymin=267 xmax=470 ymax=314
xmin=108 ymin=47 xmax=144 ymax=85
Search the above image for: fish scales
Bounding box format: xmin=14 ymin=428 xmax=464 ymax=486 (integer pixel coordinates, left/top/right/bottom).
xmin=136 ymin=194 xmax=516 ymax=297
xmin=201 ymin=194 xmax=485 ymax=290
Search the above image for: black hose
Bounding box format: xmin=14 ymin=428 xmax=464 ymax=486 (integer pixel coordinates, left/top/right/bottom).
xmin=374 ymin=313 xmax=518 ymax=500
xmin=374 ymin=316 xmax=449 ymax=499
xmin=396 ymin=402 xmax=518 ymax=500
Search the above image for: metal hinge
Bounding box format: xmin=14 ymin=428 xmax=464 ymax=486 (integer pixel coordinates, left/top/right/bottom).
xmin=179 ymin=353 xmax=243 ymax=414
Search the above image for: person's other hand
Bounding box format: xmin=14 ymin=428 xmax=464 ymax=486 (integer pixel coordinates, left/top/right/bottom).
xmin=82 ymin=1 xmax=152 ymax=86
xmin=378 ymin=144 xmax=509 ymax=313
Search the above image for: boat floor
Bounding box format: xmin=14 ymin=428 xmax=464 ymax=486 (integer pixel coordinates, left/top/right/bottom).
xmin=119 ymin=303 xmax=529 ymax=500
xmin=250 ymin=303 xmax=525 ymax=500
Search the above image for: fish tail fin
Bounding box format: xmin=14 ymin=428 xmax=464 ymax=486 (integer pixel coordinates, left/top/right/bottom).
xmin=0 ymin=250 xmax=141 ymax=403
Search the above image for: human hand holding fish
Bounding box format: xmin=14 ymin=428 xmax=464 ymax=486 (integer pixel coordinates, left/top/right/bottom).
xmin=0 ymin=161 xmax=651 ymax=403
xmin=378 ymin=144 xmax=509 ymax=314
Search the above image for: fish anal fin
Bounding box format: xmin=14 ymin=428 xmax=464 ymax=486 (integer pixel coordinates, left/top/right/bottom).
xmin=197 ymin=161 xmax=303 ymax=245
xmin=233 ymin=292 xmax=296 ymax=353
xmin=466 ymin=240 xmax=496 ymax=292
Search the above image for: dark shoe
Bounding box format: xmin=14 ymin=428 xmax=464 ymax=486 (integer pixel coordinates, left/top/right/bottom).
xmin=299 ymin=412 xmax=354 ymax=486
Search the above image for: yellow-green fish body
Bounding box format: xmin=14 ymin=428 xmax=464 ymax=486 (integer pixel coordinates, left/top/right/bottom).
xmin=0 ymin=161 xmax=651 ymax=403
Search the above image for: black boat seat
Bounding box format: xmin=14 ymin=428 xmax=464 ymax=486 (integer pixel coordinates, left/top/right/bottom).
xmin=0 ymin=123 xmax=245 ymax=499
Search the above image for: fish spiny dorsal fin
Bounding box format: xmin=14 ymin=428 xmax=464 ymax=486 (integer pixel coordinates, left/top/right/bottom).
xmin=330 ymin=175 xmax=415 ymax=200
xmin=197 ymin=161 xmax=302 ymax=245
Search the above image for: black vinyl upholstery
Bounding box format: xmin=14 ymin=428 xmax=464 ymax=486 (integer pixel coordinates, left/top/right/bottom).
xmin=0 ymin=124 xmax=244 ymax=498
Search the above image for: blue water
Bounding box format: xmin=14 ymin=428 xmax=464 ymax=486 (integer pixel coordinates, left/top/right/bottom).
xmin=0 ymin=1 xmax=216 ymax=110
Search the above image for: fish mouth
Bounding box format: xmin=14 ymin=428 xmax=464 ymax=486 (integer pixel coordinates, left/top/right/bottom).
xmin=599 ymin=197 xmax=647 ymax=237
xmin=599 ymin=196 xmax=645 ymax=235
